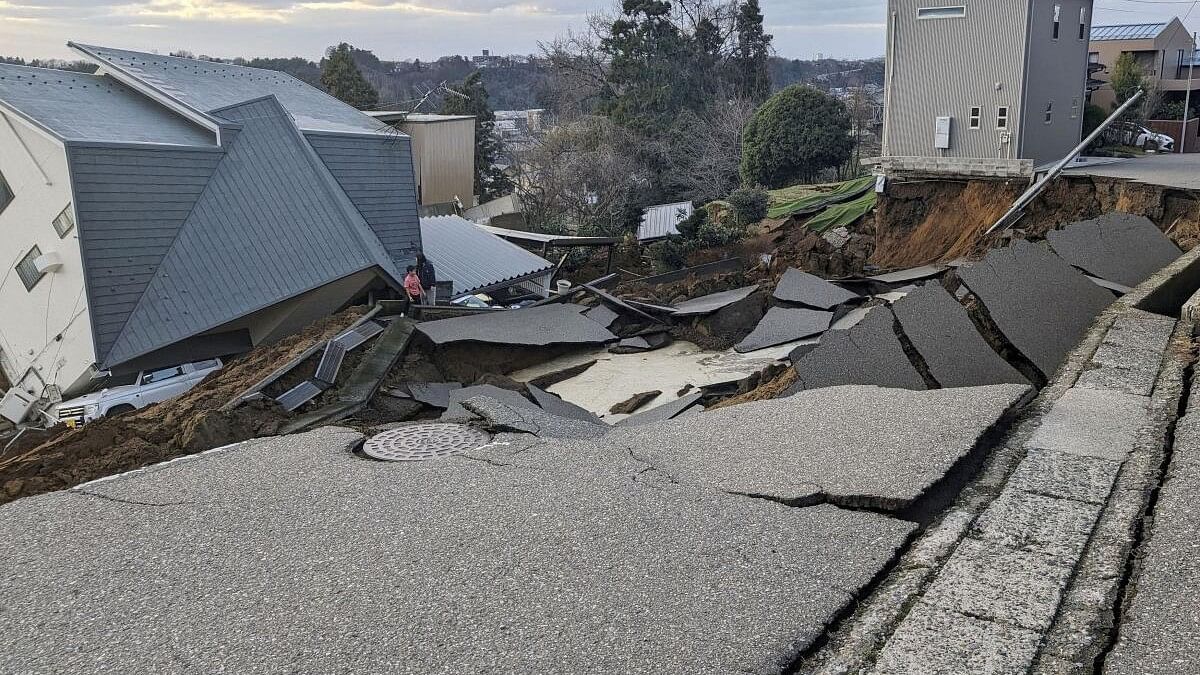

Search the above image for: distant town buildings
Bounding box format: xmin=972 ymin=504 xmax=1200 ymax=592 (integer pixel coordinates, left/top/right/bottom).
xmin=1087 ymin=19 xmax=1198 ymax=110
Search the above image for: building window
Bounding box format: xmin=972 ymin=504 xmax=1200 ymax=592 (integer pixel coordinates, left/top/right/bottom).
xmin=15 ymin=246 xmax=44 ymax=291
xmin=1079 ymin=7 xmax=1088 ymax=40
xmin=0 ymin=172 xmax=12 ymax=216
xmin=1089 ymin=52 xmax=1100 ymax=64
xmin=1045 ymin=101 xmax=1054 ymax=124
xmin=917 ymin=6 xmax=966 ymax=19
xmin=52 ymin=205 xmax=75 ymax=238
xmin=969 ymin=106 xmax=981 ymax=129
xmin=1052 ymin=4 xmax=1061 ymax=39
xmin=997 ymin=106 xmax=1010 ymax=129
xmin=1071 ymin=97 xmax=1081 ymax=119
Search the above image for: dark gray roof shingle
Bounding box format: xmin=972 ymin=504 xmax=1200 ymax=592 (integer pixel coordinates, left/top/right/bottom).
xmin=0 ymin=63 xmax=213 ymax=145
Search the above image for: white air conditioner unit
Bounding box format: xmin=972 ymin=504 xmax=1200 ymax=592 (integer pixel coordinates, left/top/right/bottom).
xmin=0 ymin=388 xmax=37 ymax=424
xmin=34 ymin=251 xmax=63 ymax=274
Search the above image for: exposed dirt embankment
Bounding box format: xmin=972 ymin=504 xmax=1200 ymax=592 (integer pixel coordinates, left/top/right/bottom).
xmin=873 ymin=176 xmax=1200 ymax=268
xmin=0 ymin=308 xmax=366 ymax=505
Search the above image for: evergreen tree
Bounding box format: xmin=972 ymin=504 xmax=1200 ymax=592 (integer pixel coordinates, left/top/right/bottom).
xmin=732 ymin=0 xmax=772 ymax=103
xmin=442 ymin=71 xmax=512 ymax=201
xmin=741 ymin=85 xmax=852 ymax=187
xmin=600 ymin=0 xmax=702 ymax=132
xmin=320 ymin=43 xmax=379 ymax=110
xmin=1110 ymin=52 xmax=1145 ymax=108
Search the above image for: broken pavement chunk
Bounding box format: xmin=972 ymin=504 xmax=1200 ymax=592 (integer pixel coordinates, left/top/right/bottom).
xmin=791 ymin=306 xmax=927 ymax=392
xmin=609 ymin=390 xmax=662 ymax=415
xmin=1046 ymin=212 xmax=1181 ymax=288
xmin=417 ymin=303 xmax=617 ymax=347
xmin=615 ymin=392 xmax=704 ymax=427
xmin=442 ymin=384 xmax=540 ymax=420
xmin=610 ymin=332 xmax=672 ymax=354
xmin=670 ymin=285 xmax=759 ymax=317
xmin=526 ymin=384 xmax=605 ymax=425
xmin=612 ymin=383 xmax=1030 ymax=512
xmin=868 ymin=264 xmax=949 ymax=285
xmin=957 ymin=240 xmax=1114 ymax=380
xmin=891 ymin=284 xmax=1029 ymax=388
xmin=734 ymin=307 xmax=832 ymax=353
xmin=407 ymin=382 xmax=463 ymax=409
xmin=772 ymin=267 xmax=859 ymax=309
xmin=461 ymin=396 xmax=610 ymax=439
xmin=582 ymin=304 xmax=620 ymax=328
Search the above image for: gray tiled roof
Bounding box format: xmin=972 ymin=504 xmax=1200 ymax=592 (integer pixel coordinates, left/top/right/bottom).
xmin=91 ymin=96 xmax=402 ymax=367
xmin=420 ymin=215 xmax=553 ymax=297
xmin=1090 ymin=23 xmax=1167 ymax=41
xmin=71 ymin=43 xmax=388 ymax=135
xmin=0 ymin=63 xmax=213 ymax=145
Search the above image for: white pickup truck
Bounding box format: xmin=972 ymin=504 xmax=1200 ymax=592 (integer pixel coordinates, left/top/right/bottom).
xmin=53 ymin=358 xmax=223 ymax=427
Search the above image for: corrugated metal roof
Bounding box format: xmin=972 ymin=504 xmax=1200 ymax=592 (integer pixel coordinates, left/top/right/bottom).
xmin=1090 ymin=23 xmax=1167 ymax=41
xmin=420 ymin=215 xmax=553 ymax=297
xmin=71 ymin=43 xmax=388 ymax=135
xmin=96 ymin=96 xmax=401 ymax=367
xmin=0 ymin=63 xmax=213 ymax=145
xmin=637 ymin=201 xmax=694 ymax=241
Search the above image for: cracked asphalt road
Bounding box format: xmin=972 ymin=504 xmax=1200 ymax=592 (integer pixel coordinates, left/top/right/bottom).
xmin=0 ymin=425 xmax=915 ymax=674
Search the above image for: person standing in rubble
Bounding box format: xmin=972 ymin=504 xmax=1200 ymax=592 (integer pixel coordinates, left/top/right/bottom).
xmin=415 ymin=253 xmax=437 ymax=305
xmin=403 ymin=265 xmax=423 ymax=317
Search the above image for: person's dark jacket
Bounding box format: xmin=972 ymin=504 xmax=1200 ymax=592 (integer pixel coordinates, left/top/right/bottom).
xmin=417 ymin=260 xmax=436 ymax=289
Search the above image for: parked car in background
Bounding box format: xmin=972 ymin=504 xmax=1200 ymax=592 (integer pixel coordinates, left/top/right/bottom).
xmin=1111 ymin=122 xmax=1175 ymax=151
xmin=52 ymin=358 xmax=224 ymax=427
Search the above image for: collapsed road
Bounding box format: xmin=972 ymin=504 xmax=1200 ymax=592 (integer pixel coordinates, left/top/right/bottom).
xmin=1 ymin=211 xmax=1199 ymax=673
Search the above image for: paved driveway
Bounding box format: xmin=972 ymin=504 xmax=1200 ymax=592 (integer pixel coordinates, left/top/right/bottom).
xmin=1064 ymin=152 xmax=1200 ymax=190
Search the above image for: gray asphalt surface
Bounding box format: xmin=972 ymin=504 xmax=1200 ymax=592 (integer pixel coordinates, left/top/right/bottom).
xmin=1064 ymin=152 xmax=1200 ymax=190
xmin=0 ymin=424 xmax=915 ymax=674
xmin=607 ymin=383 xmax=1030 ymax=511
xmin=417 ymin=303 xmax=616 ymax=346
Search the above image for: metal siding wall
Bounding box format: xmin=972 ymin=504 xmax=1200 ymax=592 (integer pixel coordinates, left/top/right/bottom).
xmin=401 ymin=119 xmax=475 ymax=205
xmin=307 ymin=133 xmax=422 ymax=266
xmin=68 ymin=144 xmax=221 ymax=359
xmin=885 ymin=0 xmax=1030 ymax=158
xmin=1019 ymin=0 xmax=1094 ymax=164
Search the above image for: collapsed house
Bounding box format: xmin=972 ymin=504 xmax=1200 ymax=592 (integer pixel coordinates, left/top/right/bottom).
xmin=0 ymin=44 xmax=423 ymax=403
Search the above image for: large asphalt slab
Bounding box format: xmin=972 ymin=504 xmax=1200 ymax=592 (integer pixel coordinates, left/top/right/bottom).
xmin=417 ymin=303 xmax=617 ymax=346
xmin=1046 ymin=213 xmax=1181 ymax=288
xmin=790 ymin=306 xmax=928 ymax=392
xmin=606 ymin=383 xmax=1031 ymax=512
xmin=0 ymin=425 xmax=915 ymax=674
xmin=891 ymin=283 xmax=1029 ymax=388
xmin=957 ymin=240 xmax=1114 ymax=380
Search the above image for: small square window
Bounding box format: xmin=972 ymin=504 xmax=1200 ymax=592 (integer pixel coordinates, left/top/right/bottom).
xmin=969 ymin=106 xmax=981 ymax=129
xmin=997 ymin=106 xmax=1010 ymax=130
xmin=1071 ymin=97 xmax=1080 ymax=119
xmin=1045 ymin=101 xmax=1054 ymax=124
xmin=917 ymin=6 xmax=966 ymax=19
xmin=1089 ymin=52 xmax=1100 ymax=64
xmin=0 ymin=172 xmax=12 ymax=216
xmin=53 ymin=205 xmax=75 ymax=238
xmin=15 ymin=246 xmax=44 ymax=291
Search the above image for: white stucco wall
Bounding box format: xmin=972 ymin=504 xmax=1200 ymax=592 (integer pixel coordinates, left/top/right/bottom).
xmin=0 ymin=112 xmax=96 ymax=397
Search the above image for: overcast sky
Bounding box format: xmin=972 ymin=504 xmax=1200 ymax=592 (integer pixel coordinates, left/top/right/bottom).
xmin=1 ymin=0 xmax=1197 ymax=63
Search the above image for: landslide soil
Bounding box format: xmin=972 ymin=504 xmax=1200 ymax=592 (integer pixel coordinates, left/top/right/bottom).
xmin=0 ymin=307 xmax=367 ymax=505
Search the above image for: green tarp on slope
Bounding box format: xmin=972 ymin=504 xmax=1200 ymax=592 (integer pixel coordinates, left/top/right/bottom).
xmin=766 ymin=176 xmax=875 ymax=220
xmin=804 ymin=190 xmax=878 ymax=234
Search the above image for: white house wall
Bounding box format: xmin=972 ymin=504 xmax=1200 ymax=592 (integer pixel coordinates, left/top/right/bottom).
xmin=0 ymin=113 xmax=96 ymax=397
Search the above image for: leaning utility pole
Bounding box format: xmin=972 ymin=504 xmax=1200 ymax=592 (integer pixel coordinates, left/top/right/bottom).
xmin=1182 ymin=32 xmax=1196 ymax=153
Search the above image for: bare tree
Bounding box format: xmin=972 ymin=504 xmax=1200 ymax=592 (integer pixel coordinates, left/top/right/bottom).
xmin=667 ymin=97 xmax=757 ymax=202
xmin=515 ymin=116 xmax=649 ymax=237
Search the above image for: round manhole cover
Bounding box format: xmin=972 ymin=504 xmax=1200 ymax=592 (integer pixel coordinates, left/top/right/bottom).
xmin=362 ymin=423 xmax=492 ymax=462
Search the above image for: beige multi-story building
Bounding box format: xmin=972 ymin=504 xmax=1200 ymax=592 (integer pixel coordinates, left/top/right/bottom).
xmin=1088 ymin=19 xmax=1198 ymax=110
xmin=883 ymin=0 xmax=1095 ymax=168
